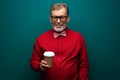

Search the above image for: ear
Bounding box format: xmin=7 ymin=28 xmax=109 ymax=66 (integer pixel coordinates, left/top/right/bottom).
xmin=67 ymin=16 xmax=70 ymax=22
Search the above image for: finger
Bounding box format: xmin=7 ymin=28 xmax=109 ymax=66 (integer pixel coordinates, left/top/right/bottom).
xmin=41 ymin=60 xmax=49 ymax=67
xmin=41 ymin=60 xmax=47 ymax=64
xmin=41 ymin=63 xmax=48 ymax=67
xmin=40 ymin=64 xmax=46 ymax=70
xmin=40 ymin=63 xmax=50 ymax=71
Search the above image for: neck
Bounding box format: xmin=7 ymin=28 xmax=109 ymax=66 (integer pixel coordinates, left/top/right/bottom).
xmin=54 ymin=30 xmax=64 ymax=33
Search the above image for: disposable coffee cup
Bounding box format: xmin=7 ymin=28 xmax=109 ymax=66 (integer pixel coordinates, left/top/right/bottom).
xmin=43 ymin=51 xmax=55 ymax=68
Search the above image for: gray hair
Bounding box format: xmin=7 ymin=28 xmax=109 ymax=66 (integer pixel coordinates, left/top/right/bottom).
xmin=50 ymin=2 xmax=69 ymax=15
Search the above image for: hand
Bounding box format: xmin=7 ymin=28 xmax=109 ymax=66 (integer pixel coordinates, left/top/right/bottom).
xmin=40 ymin=60 xmax=50 ymax=70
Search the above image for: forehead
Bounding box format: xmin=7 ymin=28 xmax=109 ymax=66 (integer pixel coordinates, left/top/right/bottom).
xmin=51 ymin=8 xmax=67 ymax=16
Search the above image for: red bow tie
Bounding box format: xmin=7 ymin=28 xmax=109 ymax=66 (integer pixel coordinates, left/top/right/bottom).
xmin=53 ymin=31 xmax=66 ymax=38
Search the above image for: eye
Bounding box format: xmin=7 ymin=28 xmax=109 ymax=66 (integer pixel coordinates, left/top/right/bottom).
xmin=50 ymin=15 xmax=68 ymax=22
xmin=60 ymin=17 xmax=66 ymax=19
xmin=51 ymin=16 xmax=57 ymax=20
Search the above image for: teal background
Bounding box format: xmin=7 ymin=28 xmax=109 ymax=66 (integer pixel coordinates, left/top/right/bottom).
xmin=0 ymin=0 xmax=120 ymax=80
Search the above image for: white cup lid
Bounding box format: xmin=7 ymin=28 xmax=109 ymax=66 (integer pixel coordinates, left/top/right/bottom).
xmin=43 ymin=51 xmax=55 ymax=57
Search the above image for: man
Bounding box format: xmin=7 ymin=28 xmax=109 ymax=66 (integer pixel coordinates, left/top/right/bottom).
xmin=30 ymin=2 xmax=89 ymax=80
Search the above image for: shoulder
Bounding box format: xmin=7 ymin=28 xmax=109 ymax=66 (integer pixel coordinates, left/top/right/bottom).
xmin=36 ymin=30 xmax=52 ymax=41
xmin=69 ymin=29 xmax=84 ymax=40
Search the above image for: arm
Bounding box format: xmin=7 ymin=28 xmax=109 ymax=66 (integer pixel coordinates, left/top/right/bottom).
xmin=30 ymin=39 xmax=43 ymax=71
xmin=30 ymin=39 xmax=50 ymax=71
xmin=79 ymin=38 xmax=89 ymax=80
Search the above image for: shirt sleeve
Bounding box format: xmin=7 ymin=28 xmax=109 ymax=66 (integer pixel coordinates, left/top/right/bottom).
xmin=30 ymin=39 xmax=43 ymax=71
xmin=79 ymin=38 xmax=89 ymax=80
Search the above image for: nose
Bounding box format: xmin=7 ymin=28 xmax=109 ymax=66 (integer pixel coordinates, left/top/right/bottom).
xmin=56 ymin=18 xmax=61 ymax=23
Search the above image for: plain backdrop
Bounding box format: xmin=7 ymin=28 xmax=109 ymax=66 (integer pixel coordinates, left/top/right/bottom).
xmin=0 ymin=0 xmax=120 ymax=80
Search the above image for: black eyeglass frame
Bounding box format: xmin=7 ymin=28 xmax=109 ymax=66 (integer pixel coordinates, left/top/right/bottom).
xmin=50 ymin=15 xmax=69 ymax=22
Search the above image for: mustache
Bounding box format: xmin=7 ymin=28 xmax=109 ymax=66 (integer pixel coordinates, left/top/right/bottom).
xmin=54 ymin=22 xmax=62 ymax=24
xmin=53 ymin=23 xmax=63 ymax=26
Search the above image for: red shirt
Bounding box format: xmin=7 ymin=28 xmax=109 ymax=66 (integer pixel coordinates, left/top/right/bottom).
xmin=30 ymin=28 xmax=89 ymax=80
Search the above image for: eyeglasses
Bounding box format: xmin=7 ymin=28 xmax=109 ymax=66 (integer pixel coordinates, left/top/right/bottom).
xmin=51 ymin=15 xmax=68 ymax=22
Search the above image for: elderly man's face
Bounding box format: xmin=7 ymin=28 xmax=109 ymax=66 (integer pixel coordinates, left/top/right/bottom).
xmin=50 ymin=7 xmax=70 ymax=32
